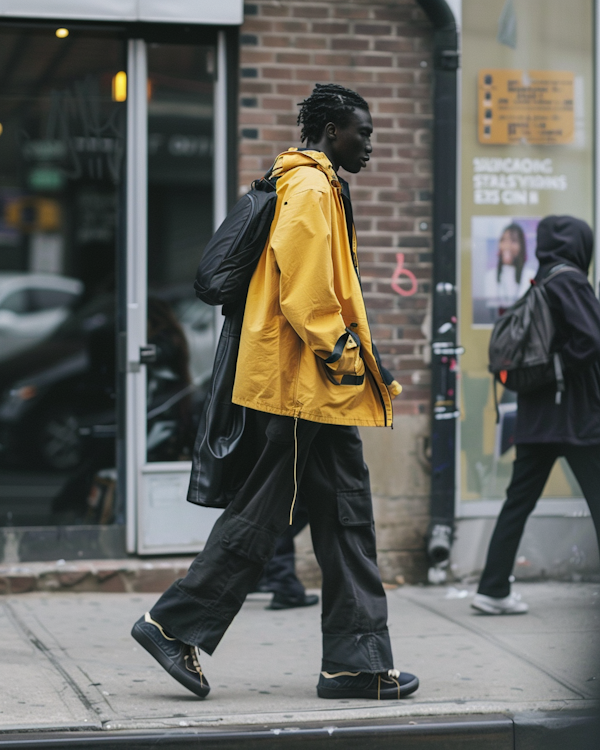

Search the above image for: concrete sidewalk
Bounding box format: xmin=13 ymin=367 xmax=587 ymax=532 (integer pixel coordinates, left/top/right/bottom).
xmin=0 ymin=582 xmax=598 ymax=744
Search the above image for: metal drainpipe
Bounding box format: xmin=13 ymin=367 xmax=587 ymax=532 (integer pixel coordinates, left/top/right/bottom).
xmin=415 ymin=0 xmax=460 ymax=582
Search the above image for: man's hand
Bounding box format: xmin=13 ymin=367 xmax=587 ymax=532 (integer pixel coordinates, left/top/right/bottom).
xmin=388 ymin=380 xmax=402 ymax=399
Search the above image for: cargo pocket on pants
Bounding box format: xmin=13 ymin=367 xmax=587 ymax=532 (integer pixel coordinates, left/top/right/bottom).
xmin=337 ymin=489 xmax=373 ymax=527
xmin=220 ymin=514 xmax=277 ymax=564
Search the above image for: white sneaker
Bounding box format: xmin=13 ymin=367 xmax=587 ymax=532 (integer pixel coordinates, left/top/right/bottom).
xmin=471 ymin=592 xmax=529 ymax=615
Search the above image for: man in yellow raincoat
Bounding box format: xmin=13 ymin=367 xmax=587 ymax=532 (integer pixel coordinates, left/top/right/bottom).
xmin=132 ymin=84 xmax=420 ymax=701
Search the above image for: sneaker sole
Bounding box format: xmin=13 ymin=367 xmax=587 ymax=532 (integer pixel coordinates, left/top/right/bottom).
xmin=317 ymin=675 xmax=419 ymax=700
xmin=471 ymin=602 xmax=528 ymax=615
xmin=131 ymin=622 xmax=210 ymax=698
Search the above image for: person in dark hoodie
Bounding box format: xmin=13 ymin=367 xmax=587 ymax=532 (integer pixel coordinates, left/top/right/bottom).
xmin=473 ymin=215 xmax=600 ymax=615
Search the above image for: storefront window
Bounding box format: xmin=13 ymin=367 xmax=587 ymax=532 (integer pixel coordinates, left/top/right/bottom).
xmin=0 ymin=27 xmax=126 ymax=526
xmin=459 ymin=0 xmax=594 ymax=503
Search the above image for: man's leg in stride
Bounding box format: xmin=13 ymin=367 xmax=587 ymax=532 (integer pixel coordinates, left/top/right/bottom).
xmin=476 ymin=443 xmax=559 ymax=601
xmin=147 ymin=411 xmax=320 ymax=654
xmin=564 ymin=444 xmax=600 ymax=552
xmin=302 ymin=424 xmax=419 ymax=698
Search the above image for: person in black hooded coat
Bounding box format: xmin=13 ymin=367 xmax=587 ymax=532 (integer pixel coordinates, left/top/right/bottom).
xmin=473 ymin=215 xmax=600 ymax=615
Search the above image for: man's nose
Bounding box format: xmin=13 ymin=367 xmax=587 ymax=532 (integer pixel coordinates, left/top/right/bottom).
xmin=366 ymin=140 xmax=373 ymax=153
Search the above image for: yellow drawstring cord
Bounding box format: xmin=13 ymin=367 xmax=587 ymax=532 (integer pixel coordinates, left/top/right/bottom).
xmin=289 ymin=416 xmax=298 ymax=525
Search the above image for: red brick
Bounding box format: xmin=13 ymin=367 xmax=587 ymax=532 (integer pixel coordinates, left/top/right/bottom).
xmin=277 ymin=113 xmax=299 ymax=126
xmin=378 ymin=101 xmax=415 ymax=114
xmin=378 ymin=161 xmax=415 ymax=174
xmin=272 ymin=20 xmax=310 ymax=33
xmin=333 ymin=6 xmax=370 ymax=19
xmin=331 ymin=37 xmax=370 ymax=51
xmin=293 ymin=67 xmax=332 ymax=81
xmin=333 ymin=69 xmax=374 ymax=84
xmin=354 ymin=54 xmax=394 ymax=68
xmin=376 ymin=132 xmax=414 ymax=145
xmin=240 ymin=111 xmax=275 ymax=125
xmin=240 ymin=82 xmax=273 ymax=94
xmin=242 ymin=18 xmax=277 ymax=33
xmin=291 ymin=35 xmax=328 ymax=49
xmin=276 ymin=83 xmax=314 ymax=96
xmin=9 ymin=576 xmax=37 ymax=594
xmin=262 ymin=4 xmax=290 ymax=16
xmin=241 ymin=50 xmax=275 ymax=64
xmin=314 ymin=53 xmax=352 ymax=66
xmin=260 ymin=34 xmax=290 ymax=47
xmin=373 ymin=6 xmax=414 ymax=22
xmin=355 ymin=23 xmax=393 ymax=35
xmin=262 ymin=96 xmax=295 ymax=109
xmin=262 ymin=66 xmax=293 ymax=79
xmin=312 ymin=22 xmax=350 ymax=34
xmin=276 ymin=52 xmax=311 ymax=64
xmin=261 ymin=127 xmax=298 ymax=141
xmin=378 ymin=190 xmax=415 ymax=202
xmin=374 ymin=39 xmax=416 ymax=54
xmin=98 ymin=574 xmax=127 ymax=593
xmin=377 ymin=219 xmax=415 ymax=232
xmin=292 ymin=5 xmax=330 ymax=18
xmin=376 ymin=70 xmax=415 ymax=84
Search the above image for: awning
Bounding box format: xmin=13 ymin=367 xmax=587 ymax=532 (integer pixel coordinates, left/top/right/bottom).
xmin=0 ymin=0 xmax=243 ymax=25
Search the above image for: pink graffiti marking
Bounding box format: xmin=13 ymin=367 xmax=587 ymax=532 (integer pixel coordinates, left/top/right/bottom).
xmin=391 ymin=252 xmax=418 ymax=297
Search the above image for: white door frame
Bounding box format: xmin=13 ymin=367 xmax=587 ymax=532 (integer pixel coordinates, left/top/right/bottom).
xmin=126 ymin=32 xmax=228 ymax=554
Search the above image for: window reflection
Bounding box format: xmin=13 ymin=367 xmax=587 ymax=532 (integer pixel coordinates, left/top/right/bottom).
xmin=0 ymin=29 xmax=125 ymax=526
xmin=146 ymin=42 xmax=217 ymax=463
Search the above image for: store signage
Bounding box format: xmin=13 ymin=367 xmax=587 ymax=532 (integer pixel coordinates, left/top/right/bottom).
xmin=478 ymin=69 xmax=574 ymax=145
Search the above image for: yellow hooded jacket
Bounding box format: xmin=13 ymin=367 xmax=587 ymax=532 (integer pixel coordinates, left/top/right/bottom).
xmin=231 ymin=149 xmax=399 ymax=427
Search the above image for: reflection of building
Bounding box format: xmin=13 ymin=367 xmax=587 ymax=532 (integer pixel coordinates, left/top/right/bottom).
xmin=0 ymin=1 xmax=596 ymax=588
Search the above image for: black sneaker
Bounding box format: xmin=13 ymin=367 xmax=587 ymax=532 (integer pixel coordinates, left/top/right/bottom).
xmin=131 ymin=613 xmax=210 ymax=698
xmin=317 ymin=669 xmax=419 ymax=699
xmin=267 ymin=592 xmax=319 ymax=610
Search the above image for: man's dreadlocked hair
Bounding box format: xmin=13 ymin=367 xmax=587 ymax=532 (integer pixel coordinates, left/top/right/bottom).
xmin=297 ymin=83 xmax=369 ymax=144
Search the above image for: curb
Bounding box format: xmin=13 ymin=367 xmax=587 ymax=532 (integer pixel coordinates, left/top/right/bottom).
xmin=0 ymin=711 xmax=596 ymax=750
xmin=0 ymin=558 xmax=195 ymax=595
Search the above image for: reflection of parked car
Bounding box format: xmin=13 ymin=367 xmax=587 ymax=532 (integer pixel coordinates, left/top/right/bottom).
xmin=0 ymin=291 xmax=213 ymax=470
xmin=0 ymin=274 xmax=84 ymax=361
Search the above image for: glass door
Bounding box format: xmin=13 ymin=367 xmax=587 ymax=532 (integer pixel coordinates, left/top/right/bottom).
xmin=128 ymin=35 xmax=226 ymax=554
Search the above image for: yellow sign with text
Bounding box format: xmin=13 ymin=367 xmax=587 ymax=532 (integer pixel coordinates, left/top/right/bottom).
xmin=478 ymin=69 xmax=574 ymax=145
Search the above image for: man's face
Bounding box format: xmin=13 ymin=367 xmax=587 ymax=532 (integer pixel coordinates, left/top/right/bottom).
xmin=332 ymin=108 xmax=373 ymax=174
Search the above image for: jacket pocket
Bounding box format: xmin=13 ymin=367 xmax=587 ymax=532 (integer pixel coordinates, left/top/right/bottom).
xmin=337 ymin=489 xmax=373 ymax=526
xmin=323 ymin=330 xmax=365 ymax=386
xmin=220 ymin=514 xmax=276 ymax=564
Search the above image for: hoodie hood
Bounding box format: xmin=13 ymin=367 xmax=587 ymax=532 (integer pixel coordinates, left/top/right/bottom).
xmin=271 ymin=148 xmax=340 ymax=187
xmin=535 ymin=215 xmax=594 ymax=273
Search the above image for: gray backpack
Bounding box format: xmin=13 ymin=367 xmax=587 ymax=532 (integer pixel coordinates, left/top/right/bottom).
xmin=488 ymin=264 xmax=582 ymax=407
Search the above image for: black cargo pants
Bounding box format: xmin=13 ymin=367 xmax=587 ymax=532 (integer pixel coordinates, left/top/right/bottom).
xmin=478 ymin=443 xmax=600 ymax=598
xmin=150 ymin=409 xmax=394 ymax=674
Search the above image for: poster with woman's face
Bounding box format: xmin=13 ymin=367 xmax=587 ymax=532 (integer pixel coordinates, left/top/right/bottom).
xmin=471 ymin=216 xmax=540 ymax=326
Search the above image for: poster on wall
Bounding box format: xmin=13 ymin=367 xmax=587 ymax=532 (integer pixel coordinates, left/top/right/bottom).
xmin=478 ymin=69 xmax=575 ymax=145
xmin=471 ymin=215 xmax=540 ymax=326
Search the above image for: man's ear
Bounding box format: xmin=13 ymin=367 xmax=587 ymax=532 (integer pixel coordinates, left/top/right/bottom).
xmin=325 ymin=121 xmax=337 ymax=141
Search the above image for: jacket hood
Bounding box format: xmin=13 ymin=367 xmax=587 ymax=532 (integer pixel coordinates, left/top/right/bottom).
xmin=535 ymin=215 xmax=594 ymax=273
xmin=271 ymin=148 xmax=339 ymax=186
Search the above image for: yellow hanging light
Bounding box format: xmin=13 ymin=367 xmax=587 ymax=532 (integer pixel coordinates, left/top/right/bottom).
xmin=112 ymin=71 xmax=127 ymax=102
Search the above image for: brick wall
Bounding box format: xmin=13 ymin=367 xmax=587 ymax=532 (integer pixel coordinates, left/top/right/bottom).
xmin=238 ymin=0 xmax=434 ymax=415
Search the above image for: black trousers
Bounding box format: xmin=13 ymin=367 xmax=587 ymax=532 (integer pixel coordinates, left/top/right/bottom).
xmin=150 ymin=409 xmax=393 ymax=674
xmin=478 ymin=443 xmax=600 ymax=598
xmin=259 ymin=502 xmax=309 ymax=599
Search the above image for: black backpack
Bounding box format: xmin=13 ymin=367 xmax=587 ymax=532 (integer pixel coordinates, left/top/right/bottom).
xmin=194 ymin=172 xmax=278 ymax=309
xmin=187 ymin=172 xmax=279 ymax=508
xmin=488 ymin=264 xmax=582 ymax=410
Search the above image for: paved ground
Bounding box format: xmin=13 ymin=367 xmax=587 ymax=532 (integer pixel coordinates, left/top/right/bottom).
xmin=0 ymin=581 xmax=598 ymax=736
